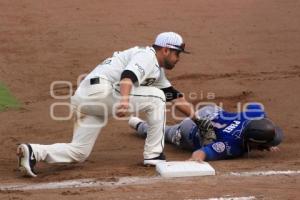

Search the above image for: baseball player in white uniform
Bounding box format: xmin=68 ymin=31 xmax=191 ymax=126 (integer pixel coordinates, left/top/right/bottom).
xmin=17 ymin=32 xmax=197 ymax=177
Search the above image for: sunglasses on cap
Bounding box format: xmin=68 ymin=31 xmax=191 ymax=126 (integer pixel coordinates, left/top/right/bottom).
xmin=166 ymin=43 xmax=190 ymax=54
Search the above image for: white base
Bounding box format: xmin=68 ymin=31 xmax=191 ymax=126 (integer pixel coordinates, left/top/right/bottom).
xmin=156 ymin=161 xmax=215 ymax=178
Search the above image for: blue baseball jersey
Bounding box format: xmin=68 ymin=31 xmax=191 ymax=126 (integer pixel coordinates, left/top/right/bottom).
xmin=196 ymin=104 xmax=266 ymax=160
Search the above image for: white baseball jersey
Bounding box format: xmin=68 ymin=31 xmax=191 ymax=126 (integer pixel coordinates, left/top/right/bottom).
xmin=84 ymin=46 xmax=172 ymax=89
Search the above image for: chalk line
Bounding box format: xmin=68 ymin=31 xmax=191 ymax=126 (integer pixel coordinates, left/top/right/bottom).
xmin=0 ymin=170 xmax=299 ymax=191
xmin=200 ymin=196 xmax=256 ymax=200
xmin=230 ymin=170 xmax=300 ymax=177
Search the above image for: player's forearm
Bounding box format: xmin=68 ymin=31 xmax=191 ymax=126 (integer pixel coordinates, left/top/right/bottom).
xmin=172 ymin=97 xmax=195 ymax=118
xmin=119 ymin=78 xmax=133 ymax=100
xmin=189 ymin=150 xmax=206 ymax=162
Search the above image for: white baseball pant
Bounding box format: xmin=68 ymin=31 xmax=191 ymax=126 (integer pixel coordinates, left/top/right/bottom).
xmin=31 ymin=76 xmax=166 ymax=163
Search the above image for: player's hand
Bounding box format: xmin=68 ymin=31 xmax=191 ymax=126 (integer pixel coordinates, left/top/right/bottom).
xmin=187 ymin=157 xmax=203 ymax=163
xmin=267 ymin=146 xmax=280 ymax=152
xmin=116 ymin=98 xmax=130 ymax=118
xmin=187 ymin=150 xmax=206 ymax=163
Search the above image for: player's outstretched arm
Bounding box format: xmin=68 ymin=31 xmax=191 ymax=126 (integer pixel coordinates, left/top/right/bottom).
xmin=171 ymin=97 xmax=195 ymax=118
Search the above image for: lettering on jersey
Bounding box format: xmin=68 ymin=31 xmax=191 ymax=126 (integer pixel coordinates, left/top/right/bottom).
xmin=135 ymin=63 xmax=145 ymax=76
xmin=212 ymin=122 xmax=227 ymax=129
xmin=223 ymin=120 xmax=241 ymax=133
xmin=232 ymin=120 xmax=248 ymax=139
xmin=141 ymin=78 xmax=156 ymax=86
xmin=102 ymin=58 xmax=112 ymax=65
xmin=212 ymin=142 xmax=226 ymax=153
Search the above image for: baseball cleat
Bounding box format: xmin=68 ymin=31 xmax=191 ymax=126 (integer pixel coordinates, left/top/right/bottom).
xmin=17 ymin=144 xmax=37 ymax=177
xmin=128 ymin=116 xmax=144 ymax=130
xmin=144 ymin=153 xmax=166 ymax=166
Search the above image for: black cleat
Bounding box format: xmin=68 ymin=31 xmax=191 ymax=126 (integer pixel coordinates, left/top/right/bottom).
xmin=144 ymin=153 xmax=166 ymax=166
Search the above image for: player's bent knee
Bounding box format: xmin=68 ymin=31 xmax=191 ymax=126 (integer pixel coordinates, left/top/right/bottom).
xmin=69 ymin=144 xmax=92 ymax=163
xmin=142 ymin=86 xmax=166 ymax=102
xmin=149 ymin=89 xmax=166 ymax=106
xmin=72 ymin=151 xmax=91 ymax=163
xmin=154 ymin=88 xmax=166 ymax=102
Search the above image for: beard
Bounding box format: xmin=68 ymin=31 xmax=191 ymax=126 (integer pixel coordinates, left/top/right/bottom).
xmin=163 ymin=58 xmax=176 ymax=70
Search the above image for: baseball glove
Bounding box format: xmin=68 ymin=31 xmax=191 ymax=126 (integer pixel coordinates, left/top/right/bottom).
xmin=194 ymin=117 xmax=216 ymax=146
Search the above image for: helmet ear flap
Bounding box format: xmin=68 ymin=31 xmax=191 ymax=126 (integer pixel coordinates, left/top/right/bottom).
xmin=267 ymin=126 xmax=284 ymax=146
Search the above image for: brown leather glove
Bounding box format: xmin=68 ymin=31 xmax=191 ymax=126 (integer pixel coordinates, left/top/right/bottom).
xmin=194 ymin=118 xmax=216 ymax=146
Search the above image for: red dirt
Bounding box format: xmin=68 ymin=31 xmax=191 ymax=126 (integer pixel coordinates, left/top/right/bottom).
xmin=1 ymin=0 xmax=300 ymax=199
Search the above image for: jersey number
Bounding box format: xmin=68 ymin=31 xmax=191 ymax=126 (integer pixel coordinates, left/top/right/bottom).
xmin=141 ymin=78 xmax=156 ymax=86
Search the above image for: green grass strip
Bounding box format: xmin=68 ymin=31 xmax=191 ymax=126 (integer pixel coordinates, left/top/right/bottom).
xmin=0 ymin=83 xmax=21 ymax=111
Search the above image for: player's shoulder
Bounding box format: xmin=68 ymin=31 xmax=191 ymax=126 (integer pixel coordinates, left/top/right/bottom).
xmin=131 ymin=46 xmax=157 ymax=66
xmin=209 ymin=140 xmax=243 ymax=157
xmin=115 ymin=46 xmax=155 ymax=57
xmin=130 ymin=46 xmax=156 ymax=55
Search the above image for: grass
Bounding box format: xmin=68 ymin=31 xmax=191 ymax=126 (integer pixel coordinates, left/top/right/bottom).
xmin=0 ymin=83 xmax=21 ymax=111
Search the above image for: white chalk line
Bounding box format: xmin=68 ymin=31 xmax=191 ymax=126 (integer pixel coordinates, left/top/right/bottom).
xmin=0 ymin=176 xmax=165 ymax=191
xmin=230 ymin=170 xmax=300 ymax=177
xmin=0 ymin=170 xmax=299 ymax=191
xmin=199 ymin=196 xmax=256 ymax=200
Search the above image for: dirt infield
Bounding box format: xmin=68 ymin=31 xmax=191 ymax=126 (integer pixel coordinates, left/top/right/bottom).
xmin=1 ymin=0 xmax=300 ymax=199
